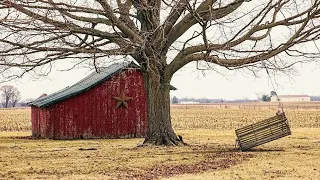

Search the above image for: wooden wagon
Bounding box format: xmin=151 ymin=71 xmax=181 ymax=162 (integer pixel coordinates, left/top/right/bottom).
xmin=235 ymin=112 xmax=291 ymax=151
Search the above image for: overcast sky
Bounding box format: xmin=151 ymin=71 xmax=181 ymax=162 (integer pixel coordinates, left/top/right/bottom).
xmin=171 ymin=61 xmax=320 ymax=100
xmin=4 ymin=60 xmax=320 ymax=101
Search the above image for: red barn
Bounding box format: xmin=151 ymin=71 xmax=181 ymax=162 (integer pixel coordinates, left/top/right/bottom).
xmin=30 ymin=62 xmax=149 ymax=139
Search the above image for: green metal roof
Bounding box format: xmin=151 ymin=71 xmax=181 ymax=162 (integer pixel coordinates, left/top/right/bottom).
xmin=30 ymin=61 xmax=136 ymax=107
xmin=30 ymin=61 xmax=177 ymax=107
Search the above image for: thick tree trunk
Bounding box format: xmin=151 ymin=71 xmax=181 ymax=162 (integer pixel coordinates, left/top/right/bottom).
xmin=142 ymin=71 xmax=185 ymax=146
xmin=5 ymin=97 xmax=9 ymax=108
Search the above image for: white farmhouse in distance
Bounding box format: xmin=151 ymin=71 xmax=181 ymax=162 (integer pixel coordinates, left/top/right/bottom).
xmin=270 ymin=95 xmax=311 ymax=102
xmin=179 ymin=101 xmax=200 ymax=104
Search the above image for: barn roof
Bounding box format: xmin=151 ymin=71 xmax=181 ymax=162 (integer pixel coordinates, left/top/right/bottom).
xmin=30 ymin=61 xmax=138 ymax=107
xmin=30 ymin=61 xmax=176 ymax=107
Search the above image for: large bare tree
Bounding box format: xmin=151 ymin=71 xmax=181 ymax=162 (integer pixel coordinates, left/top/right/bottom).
xmin=0 ymin=0 xmax=319 ymax=145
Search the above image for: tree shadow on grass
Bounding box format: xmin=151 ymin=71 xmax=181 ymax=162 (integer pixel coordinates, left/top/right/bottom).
xmin=240 ymin=147 xmax=285 ymax=152
xmin=121 ymin=144 xmax=255 ymax=179
xmin=126 ymin=145 xmax=289 ymax=179
xmin=11 ymin=136 xmax=42 ymax=140
xmin=130 ymin=151 xmax=253 ymax=179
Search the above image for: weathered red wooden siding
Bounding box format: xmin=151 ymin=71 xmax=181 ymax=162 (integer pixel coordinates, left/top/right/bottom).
xmin=31 ymin=106 xmax=40 ymax=137
xmin=31 ymin=106 xmax=49 ymax=138
xmin=32 ymin=69 xmax=147 ymax=139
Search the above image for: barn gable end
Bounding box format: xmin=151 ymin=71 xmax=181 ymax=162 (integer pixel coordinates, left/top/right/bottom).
xmin=30 ymin=62 xmax=148 ymax=139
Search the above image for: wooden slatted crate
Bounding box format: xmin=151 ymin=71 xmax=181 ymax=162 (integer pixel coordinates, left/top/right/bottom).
xmin=235 ymin=113 xmax=291 ymax=151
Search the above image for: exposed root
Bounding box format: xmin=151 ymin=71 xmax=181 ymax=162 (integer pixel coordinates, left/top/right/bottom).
xmin=142 ymin=133 xmax=187 ymax=146
xmin=177 ymin=135 xmax=187 ymax=145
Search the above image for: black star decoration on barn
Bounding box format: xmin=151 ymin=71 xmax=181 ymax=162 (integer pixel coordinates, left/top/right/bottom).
xmin=113 ymin=92 xmax=133 ymax=109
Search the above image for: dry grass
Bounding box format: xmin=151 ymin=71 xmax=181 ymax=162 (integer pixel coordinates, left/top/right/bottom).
xmin=167 ymin=129 xmax=320 ymax=180
xmin=0 ymin=131 xmax=250 ymax=180
xmin=172 ymin=108 xmax=320 ymax=130
xmin=1 ymin=129 xmax=319 ymax=179
xmin=0 ymin=108 xmax=30 ymax=131
xmin=0 ymin=106 xmax=320 ymax=179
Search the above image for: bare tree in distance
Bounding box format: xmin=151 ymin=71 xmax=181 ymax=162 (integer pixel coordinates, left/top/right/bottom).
xmin=0 ymin=86 xmax=12 ymax=108
xmin=0 ymin=85 xmax=21 ymax=108
xmin=19 ymin=98 xmax=35 ymax=107
xmin=10 ymin=88 xmax=21 ymax=107
xmin=0 ymin=0 xmax=319 ymax=145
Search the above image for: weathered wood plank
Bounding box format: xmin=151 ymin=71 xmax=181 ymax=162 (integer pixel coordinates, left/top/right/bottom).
xmin=235 ymin=113 xmax=291 ymax=151
xmin=239 ymin=131 xmax=291 ymax=150
xmin=236 ymin=115 xmax=287 ymax=134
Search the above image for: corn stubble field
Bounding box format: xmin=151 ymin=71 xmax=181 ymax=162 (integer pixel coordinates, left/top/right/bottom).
xmin=0 ymin=103 xmax=320 ymax=179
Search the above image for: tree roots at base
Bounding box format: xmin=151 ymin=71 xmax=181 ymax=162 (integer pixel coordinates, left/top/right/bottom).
xmin=142 ymin=134 xmax=187 ymax=146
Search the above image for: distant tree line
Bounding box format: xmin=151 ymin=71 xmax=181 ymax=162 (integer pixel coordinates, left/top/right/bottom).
xmin=170 ymin=91 xmax=320 ymax=104
xmin=171 ymin=96 xmax=257 ymax=104
xmin=172 ymin=93 xmax=320 ymax=104
xmin=310 ymin=96 xmax=320 ymax=101
xmin=19 ymin=98 xmax=35 ymax=107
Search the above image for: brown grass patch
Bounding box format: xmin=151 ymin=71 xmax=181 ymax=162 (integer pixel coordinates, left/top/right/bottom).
xmin=1 ymin=107 xmax=320 ymax=179
xmin=129 ymin=148 xmax=252 ymax=179
xmin=166 ymin=128 xmax=320 ymax=180
xmin=0 ymin=131 xmax=253 ymax=180
xmin=171 ymin=108 xmax=320 ymax=130
xmin=0 ymin=108 xmax=30 ymax=131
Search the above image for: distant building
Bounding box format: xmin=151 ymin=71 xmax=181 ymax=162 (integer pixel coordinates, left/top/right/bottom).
xmin=179 ymin=101 xmax=200 ymax=104
xmin=270 ymin=95 xmax=311 ymax=102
